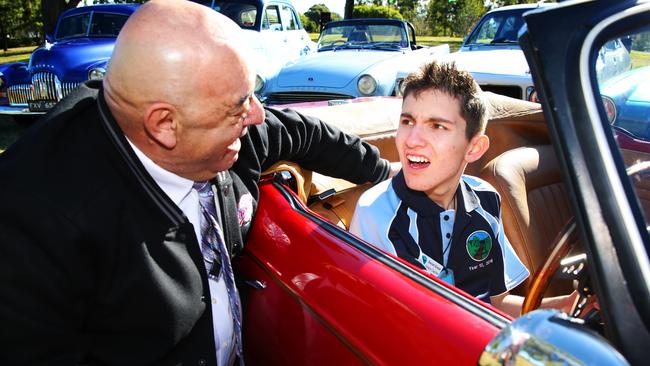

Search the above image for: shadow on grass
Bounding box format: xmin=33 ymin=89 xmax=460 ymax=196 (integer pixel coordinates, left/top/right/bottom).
xmin=0 ymin=115 xmax=30 ymax=153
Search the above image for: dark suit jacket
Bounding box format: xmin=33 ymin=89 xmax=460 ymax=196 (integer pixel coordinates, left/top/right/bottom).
xmin=0 ymin=81 xmax=388 ymax=365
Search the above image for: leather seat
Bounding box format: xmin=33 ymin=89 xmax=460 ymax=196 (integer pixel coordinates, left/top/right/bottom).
xmin=480 ymin=145 xmax=573 ymax=296
xmin=348 ymin=30 xmax=370 ymax=42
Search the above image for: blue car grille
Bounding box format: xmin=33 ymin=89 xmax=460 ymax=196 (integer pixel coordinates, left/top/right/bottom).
xmin=8 ymin=72 xmax=80 ymax=106
xmin=266 ymin=92 xmax=353 ymax=105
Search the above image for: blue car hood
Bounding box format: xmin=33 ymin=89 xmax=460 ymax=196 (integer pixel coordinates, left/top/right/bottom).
xmin=276 ymin=50 xmax=402 ymax=88
xmin=29 ymin=38 xmax=115 ymax=82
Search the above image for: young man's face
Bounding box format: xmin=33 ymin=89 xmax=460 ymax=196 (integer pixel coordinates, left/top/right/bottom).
xmin=396 ymin=89 xmax=483 ymax=205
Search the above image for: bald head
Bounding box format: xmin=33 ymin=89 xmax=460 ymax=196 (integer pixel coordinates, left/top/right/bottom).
xmin=104 ymin=0 xmax=251 ymax=128
xmin=101 ymin=0 xmax=265 ymax=181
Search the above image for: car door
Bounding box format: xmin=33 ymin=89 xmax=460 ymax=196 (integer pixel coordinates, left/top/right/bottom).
xmin=278 ymin=3 xmax=312 ymax=58
xmin=520 ymin=1 xmax=650 ymax=364
xmin=237 ymin=178 xmax=504 ymax=365
xmin=259 ymin=3 xmax=286 ymax=62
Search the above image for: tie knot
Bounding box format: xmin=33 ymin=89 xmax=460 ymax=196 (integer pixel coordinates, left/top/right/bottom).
xmin=193 ymin=181 xmax=212 ymax=195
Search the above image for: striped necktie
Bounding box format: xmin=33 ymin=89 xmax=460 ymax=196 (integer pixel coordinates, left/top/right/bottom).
xmin=194 ymin=181 xmax=244 ymax=366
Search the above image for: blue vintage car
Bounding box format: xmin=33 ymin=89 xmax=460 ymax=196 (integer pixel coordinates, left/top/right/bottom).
xmin=0 ymin=4 xmax=138 ymax=116
xmin=0 ymin=62 xmax=29 ymax=108
xmin=601 ymin=65 xmax=650 ymax=143
xmin=259 ymin=18 xmax=449 ymax=105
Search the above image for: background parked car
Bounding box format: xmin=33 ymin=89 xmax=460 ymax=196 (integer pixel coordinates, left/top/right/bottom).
xmin=0 ymin=4 xmax=138 ymax=117
xmin=601 ymin=65 xmax=650 ymax=153
xmin=0 ymin=62 xmax=28 ymax=109
xmin=194 ymin=0 xmax=315 ymax=94
xmin=259 ymin=18 xmax=449 ymax=105
xmin=396 ymin=3 xmax=632 ymax=103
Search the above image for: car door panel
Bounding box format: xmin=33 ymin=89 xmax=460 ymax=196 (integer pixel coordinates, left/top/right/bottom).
xmin=239 ymin=181 xmax=502 ymax=365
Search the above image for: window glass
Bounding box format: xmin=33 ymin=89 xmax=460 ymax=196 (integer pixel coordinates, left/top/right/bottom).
xmin=280 ymin=5 xmax=298 ymax=31
xmin=597 ymin=28 xmax=650 ymax=227
xmin=212 ymin=1 xmax=257 ymax=29
xmin=318 ymin=23 xmax=408 ymax=50
xmin=88 ymin=13 xmax=129 ymax=37
xmin=466 ymin=10 xmax=525 ymax=45
xmin=263 ymin=5 xmax=281 ymax=31
xmin=56 ymin=13 xmax=91 ymax=39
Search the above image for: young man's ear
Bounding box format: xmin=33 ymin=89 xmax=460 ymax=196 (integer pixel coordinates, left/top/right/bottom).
xmin=143 ymin=103 xmax=178 ymax=149
xmin=465 ymin=134 xmax=490 ymax=163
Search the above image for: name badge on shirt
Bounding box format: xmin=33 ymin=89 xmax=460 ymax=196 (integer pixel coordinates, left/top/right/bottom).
xmin=421 ymin=254 xmax=444 ymax=276
xmin=421 ymin=254 xmax=455 ymax=285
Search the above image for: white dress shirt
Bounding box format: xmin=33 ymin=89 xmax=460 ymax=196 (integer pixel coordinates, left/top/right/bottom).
xmin=128 ymin=140 xmax=235 ymax=366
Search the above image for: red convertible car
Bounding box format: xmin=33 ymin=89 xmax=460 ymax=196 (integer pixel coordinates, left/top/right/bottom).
xmin=236 ymin=1 xmax=649 ymax=365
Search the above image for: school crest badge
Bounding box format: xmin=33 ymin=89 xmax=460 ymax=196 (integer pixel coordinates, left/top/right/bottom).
xmin=466 ymin=230 xmax=492 ymax=262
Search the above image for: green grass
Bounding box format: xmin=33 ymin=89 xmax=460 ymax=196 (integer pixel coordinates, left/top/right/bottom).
xmin=631 ymin=50 xmax=650 ymax=68
xmin=0 ymin=46 xmax=35 ymax=64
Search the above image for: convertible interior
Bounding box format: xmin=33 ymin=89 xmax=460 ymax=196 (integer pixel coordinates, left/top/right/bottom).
xmin=262 ymin=92 xmax=650 ymax=311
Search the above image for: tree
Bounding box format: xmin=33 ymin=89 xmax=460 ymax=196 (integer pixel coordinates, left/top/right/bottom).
xmin=427 ymin=0 xmax=485 ymax=37
xmin=304 ymin=4 xmax=342 ymax=32
xmin=0 ymin=0 xmax=42 ymax=51
xmin=353 ymin=4 xmax=402 ymax=19
xmin=345 ymin=0 xmax=354 ymax=19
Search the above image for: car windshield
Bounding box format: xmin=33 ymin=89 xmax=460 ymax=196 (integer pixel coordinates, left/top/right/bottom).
xmin=317 ymin=23 xmax=408 ymax=51
xmin=196 ymin=1 xmax=258 ymax=30
xmin=56 ymin=12 xmax=129 ymax=39
xmin=464 ymin=9 xmax=526 ymax=46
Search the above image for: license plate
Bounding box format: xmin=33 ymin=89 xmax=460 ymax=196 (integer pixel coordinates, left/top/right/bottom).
xmin=28 ymin=100 xmax=57 ymax=112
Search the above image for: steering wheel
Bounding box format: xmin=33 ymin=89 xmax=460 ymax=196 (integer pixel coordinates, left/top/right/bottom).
xmin=329 ymin=40 xmax=347 ymax=46
xmin=523 ymin=161 xmax=650 ymax=317
xmin=521 ymin=218 xmax=589 ymax=315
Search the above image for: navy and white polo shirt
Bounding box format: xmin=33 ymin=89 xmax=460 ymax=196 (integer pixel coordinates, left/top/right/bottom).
xmin=350 ymin=171 xmax=529 ymax=303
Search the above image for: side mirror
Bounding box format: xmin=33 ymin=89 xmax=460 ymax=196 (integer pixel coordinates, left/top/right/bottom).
xmin=479 ymin=310 xmax=628 ymax=366
xmin=45 ymin=33 xmax=54 ymax=44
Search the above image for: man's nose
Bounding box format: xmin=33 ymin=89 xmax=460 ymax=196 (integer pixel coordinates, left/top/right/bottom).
xmin=242 ymin=95 xmax=265 ymax=126
xmin=404 ymin=125 xmax=426 ymax=147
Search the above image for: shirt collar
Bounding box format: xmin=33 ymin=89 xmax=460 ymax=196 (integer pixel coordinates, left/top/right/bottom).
xmin=392 ymin=170 xmax=480 ymax=215
xmin=126 ymin=139 xmax=194 ymax=206
xmin=459 ymin=177 xmax=481 ymax=212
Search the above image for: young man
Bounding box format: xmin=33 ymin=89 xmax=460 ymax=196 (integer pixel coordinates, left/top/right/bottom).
xmin=350 ymin=61 xmax=575 ymax=317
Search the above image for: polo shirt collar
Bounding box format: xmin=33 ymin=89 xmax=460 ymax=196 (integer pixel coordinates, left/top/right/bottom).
xmin=392 ymin=170 xmax=480 ymax=216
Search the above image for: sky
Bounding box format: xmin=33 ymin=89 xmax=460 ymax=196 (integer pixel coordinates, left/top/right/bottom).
xmin=295 ymin=1 xmax=346 ymax=17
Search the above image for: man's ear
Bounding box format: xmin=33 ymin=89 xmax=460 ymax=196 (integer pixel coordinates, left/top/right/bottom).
xmin=465 ymin=134 xmax=489 ymax=163
xmin=143 ymin=103 xmax=177 ymax=149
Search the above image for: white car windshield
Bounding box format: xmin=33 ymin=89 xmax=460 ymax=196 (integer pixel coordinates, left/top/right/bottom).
xmin=465 ymin=9 xmax=526 ymax=46
xmin=318 ymin=23 xmax=408 ymax=51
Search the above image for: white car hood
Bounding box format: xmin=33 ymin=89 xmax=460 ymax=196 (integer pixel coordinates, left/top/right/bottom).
xmin=444 ymin=49 xmax=531 ymax=77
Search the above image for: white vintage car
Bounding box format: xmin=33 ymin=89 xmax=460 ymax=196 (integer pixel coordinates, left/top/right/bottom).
xmin=396 ymin=3 xmax=631 ymax=102
xmin=195 ymin=0 xmax=316 ymax=90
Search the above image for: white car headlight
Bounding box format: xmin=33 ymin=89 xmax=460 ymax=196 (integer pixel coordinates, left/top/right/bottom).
xmin=357 ymin=74 xmax=377 ymax=96
xmin=88 ymin=67 xmax=106 ymax=81
xmin=254 ymin=74 xmax=265 ymax=93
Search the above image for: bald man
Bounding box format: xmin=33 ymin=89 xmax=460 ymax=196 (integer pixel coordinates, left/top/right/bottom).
xmin=0 ymin=1 xmax=389 ymax=365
